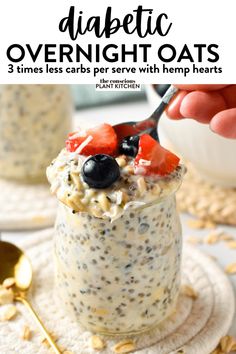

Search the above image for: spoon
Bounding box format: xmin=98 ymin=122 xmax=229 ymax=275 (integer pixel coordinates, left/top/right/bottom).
xmin=155 ymin=84 xmax=171 ymax=97
xmin=113 ymin=85 xmax=178 ymax=141
xmin=0 ymin=240 xmax=61 ymax=354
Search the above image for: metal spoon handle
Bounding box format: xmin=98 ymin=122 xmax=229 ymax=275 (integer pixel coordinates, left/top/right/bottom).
xmin=15 ymin=296 xmax=61 ymax=354
xmin=149 ymin=85 xmax=178 ymax=122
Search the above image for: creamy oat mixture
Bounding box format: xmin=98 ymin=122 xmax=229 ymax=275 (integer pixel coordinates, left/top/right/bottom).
xmin=48 ymin=125 xmax=184 ymax=334
xmin=0 ymin=85 xmax=72 ymax=182
xmin=55 ymin=195 xmax=182 ymax=334
xmin=47 ymin=148 xmax=184 ymax=221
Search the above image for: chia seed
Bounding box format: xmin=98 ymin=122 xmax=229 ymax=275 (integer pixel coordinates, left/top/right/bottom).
xmin=53 ymin=171 xmax=182 ymax=334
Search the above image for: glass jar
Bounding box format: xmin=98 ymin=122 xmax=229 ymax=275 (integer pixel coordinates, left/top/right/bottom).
xmin=0 ymin=85 xmax=72 ymax=183
xmin=54 ymin=191 xmax=182 ymax=335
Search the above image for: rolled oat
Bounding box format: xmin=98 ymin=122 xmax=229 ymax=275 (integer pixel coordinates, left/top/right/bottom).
xmin=113 ymin=340 xmax=136 ymax=353
xmin=90 ymin=335 xmax=106 ymax=350
xmin=204 ymin=232 xmax=220 ymax=245
xmin=181 ymin=284 xmax=198 ymax=300
xmin=137 ymin=177 xmax=147 ymax=196
xmin=98 ymin=193 xmax=110 ymax=212
xmin=47 ymin=148 xmax=184 ymax=221
xmin=186 ymin=236 xmax=202 ymax=245
xmin=219 ymin=233 xmax=235 ymax=241
xmin=226 ymin=241 xmax=236 ymax=249
xmin=187 ymin=219 xmax=216 ymax=229
xmin=225 ymin=263 xmax=236 ymax=275
xmin=220 ymin=335 xmax=236 ymax=352
xmin=116 ymin=157 xmax=127 ymax=168
xmin=2 ymin=277 xmax=15 ymax=289
xmin=41 ymin=333 xmax=58 ymax=348
xmin=0 ymin=286 xmax=14 ymax=305
xmin=21 ymin=325 xmax=31 ymax=340
xmin=1 ymin=304 xmax=17 ymax=321
xmin=123 ymin=165 xmax=134 ymax=175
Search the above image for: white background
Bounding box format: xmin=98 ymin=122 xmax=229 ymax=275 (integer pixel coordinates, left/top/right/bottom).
xmin=0 ymin=0 xmax=235 ymax=83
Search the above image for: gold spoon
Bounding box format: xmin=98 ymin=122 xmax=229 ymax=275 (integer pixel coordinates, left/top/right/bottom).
xmin=0 ymin=240 xmax=61 ymax=354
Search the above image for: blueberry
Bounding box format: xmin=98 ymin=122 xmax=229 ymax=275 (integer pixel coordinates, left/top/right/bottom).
xmin=119 ymin=135 xmax=139 ymax=157
xmin=82 ymin=154 xmax=120 ymax=189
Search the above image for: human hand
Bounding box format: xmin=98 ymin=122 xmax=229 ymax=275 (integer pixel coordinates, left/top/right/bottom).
xmin=166 ymin=84 xmax=236 ymax=139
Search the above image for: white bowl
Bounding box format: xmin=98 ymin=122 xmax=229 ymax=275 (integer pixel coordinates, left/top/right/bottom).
xmin=145 ymin=85 xmax=236 ymax=187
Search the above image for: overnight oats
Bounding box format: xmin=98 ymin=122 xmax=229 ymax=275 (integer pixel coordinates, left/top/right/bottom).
xmin=47 ymin=123 xmax=184 ymax=335
xmin=0 ymin=85 xmax=72 ymax=183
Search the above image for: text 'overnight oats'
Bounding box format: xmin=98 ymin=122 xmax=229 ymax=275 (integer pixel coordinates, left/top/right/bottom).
xmin=47 ymin=123 xmax=184 ymax=335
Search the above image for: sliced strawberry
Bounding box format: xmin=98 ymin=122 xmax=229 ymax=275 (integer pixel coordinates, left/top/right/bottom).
xmin=134 ymin=134 xmax=180 ymax=176
xmin=113 ymin=124 xmax=140 ymax=143
xmin=66 ymin=123 xmax=118 ymax=156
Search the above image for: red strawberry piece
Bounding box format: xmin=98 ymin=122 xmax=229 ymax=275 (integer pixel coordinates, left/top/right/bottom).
xmin=113 ymin=124 xmax=140 ymax=143
xmin=134 ymin=134 xmax=180 ymax=176
xmin=113 ymin=120 xmax=156 ymax=144
xmin=66 ymin=123 xmax=118 ymax=156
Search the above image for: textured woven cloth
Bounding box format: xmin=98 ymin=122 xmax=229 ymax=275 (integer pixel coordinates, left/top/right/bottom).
xmin=0 ymin=179 xmax=57 ymax=230
xmin=0 ymin=229 xmax=234 ymax=354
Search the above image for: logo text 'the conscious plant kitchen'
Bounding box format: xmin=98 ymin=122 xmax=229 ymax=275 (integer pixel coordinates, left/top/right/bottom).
xmin=6 ymin=5 xmax=221 ymax=74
